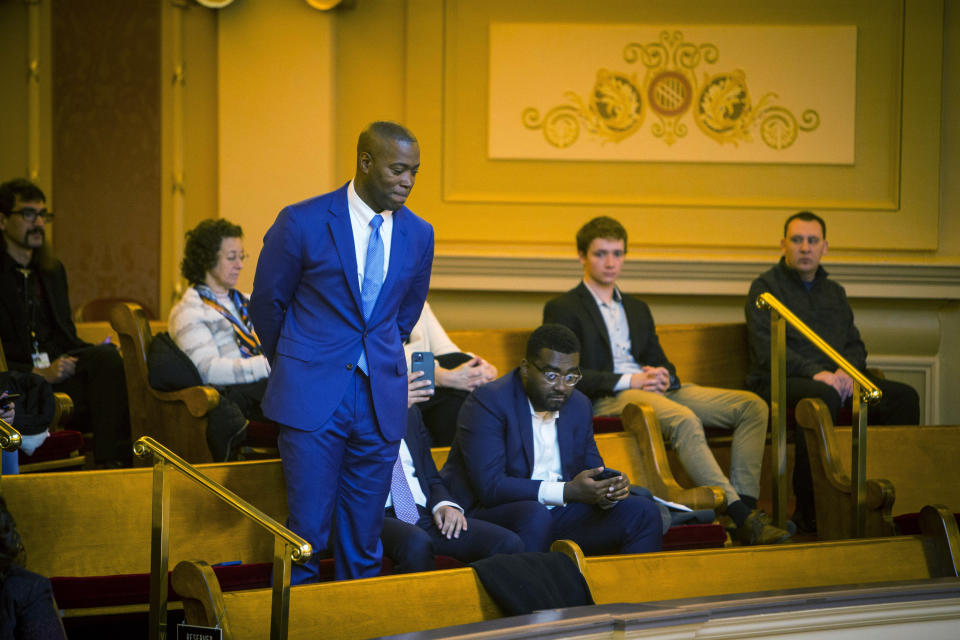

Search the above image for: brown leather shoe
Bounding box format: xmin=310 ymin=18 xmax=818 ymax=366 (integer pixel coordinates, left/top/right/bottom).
xmin=735 ymin=510 xmax=793 ymax=545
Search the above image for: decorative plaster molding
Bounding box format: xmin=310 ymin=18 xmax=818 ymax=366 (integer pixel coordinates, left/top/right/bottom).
xmin=430 ymin=255 xmax=960 ymax=300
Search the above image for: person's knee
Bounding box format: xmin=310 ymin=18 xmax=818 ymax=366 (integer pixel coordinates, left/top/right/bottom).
xmin=492 ymin=530 xmax=525 ymax=555
xmin=666 ymin=410 xmax=706 ymax=450
xmin=389 ymin=528 xmax=435 ymax=573
xmin=511 ymin=502 xmax=554 ymax=551
xmin=743 ymin=392 xmax=769 ymax=423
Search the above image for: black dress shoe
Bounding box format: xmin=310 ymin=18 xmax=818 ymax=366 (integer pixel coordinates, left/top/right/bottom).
xmin=790 ymin=508 xmax=817 ymax=534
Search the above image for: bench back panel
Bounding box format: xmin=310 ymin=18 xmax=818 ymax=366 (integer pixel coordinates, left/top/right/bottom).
xmin=4 ymin=460 xmax=287 ymax=577
xmin=222 ymin=568 xmax=503 ymax=639
xmin=831 ymin=424 xmax=960 ymax=515
xmin=583 ymin=536 xmax=940 ymax=605
xmin=449 ymin=322 xmax=749 ymax=391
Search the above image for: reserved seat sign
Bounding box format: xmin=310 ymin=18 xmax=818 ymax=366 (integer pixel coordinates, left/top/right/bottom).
xmin=176 ymin=623 xmax=222 ymax=640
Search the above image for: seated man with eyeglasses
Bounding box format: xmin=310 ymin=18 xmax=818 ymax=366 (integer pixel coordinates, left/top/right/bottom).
xmin=0 ymin=178 xmax=130 ymax=467
xmin=439 ymin=324 xmax=663 ymax=555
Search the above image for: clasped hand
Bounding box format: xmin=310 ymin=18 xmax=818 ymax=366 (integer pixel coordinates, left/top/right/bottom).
xmin=34 ymin=355 xmax=78 ymax=384
xmin=631 ymin=366 xmax=670 ymax=394
xmin=564 ymin=467 xmax=630 ymax=506
xmin=813 ymin=368 xmax=854 ymax=402
xmin=436 ymin=356 xmax=497 ymax=392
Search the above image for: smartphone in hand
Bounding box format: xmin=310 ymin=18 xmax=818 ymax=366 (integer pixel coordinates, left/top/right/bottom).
xmin=1 ymin=392 xmax=21 ymax=407
xmin=411 ymin=352 xmax=435 ymax=391
xmin=592 ymin=467 xmax=621 ymax=481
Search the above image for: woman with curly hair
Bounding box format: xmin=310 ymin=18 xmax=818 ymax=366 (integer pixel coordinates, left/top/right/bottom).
xmin=168 ymin=219 xmax=270 ymax=460
xmin=0 ymin=495 xmax=66 ymax=638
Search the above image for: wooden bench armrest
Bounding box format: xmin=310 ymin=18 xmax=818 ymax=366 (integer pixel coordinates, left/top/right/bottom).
xmin=795 ymin=398 xmax=894 ymax=510
xmin=50 ymin=392 xmax=74 ymax=430
xmin=621 ymin=402 xmax=725 ymax=511
xmin=151 ymin=385 xmax=220 ymax=418
xmin=173 ymin=560 xmax=233 ymax=637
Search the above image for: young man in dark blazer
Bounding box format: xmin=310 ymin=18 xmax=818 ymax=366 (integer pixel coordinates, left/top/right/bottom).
xmin=543 ymin=216 xmax=790 ymax=546
xmin=441 ymin=324 xmax=663 ymax=555
xmin=381 ymin=401 xmax=523 ymax=573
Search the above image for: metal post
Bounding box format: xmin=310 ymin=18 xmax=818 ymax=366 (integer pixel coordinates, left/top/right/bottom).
xmin=270 ymin=537 xmax=293 ymax=640
xmin=149 ymin=457 xmax=171 ymax=640
xmin=851 ymin=383 xmax=868 ymax=537
xmin=770 ymin=309 xmax=788 ymax=529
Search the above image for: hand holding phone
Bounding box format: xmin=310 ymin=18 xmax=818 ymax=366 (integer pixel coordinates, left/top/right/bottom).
xmin=411 ymin=352 xmax=435 ymax=391
xmin=0 ymin=392 xmax=21 ymax=408
xmin=592 ymin=467 xmax=621 ymax=481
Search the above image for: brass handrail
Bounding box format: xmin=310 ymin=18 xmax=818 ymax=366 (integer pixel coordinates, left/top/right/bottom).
xmin=134 ymin=436 xmax=311 ymax=640
xmin=0 ymin=419 xmax=22 ymax=486
xmin=0 ymin=418 xmax=22 ymax=452
xmin=756 ymin=292 xmax=881 ymax=539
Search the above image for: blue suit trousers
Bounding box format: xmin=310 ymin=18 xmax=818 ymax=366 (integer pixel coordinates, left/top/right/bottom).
xmin=278 ymin=371 xmax=399 ymax=582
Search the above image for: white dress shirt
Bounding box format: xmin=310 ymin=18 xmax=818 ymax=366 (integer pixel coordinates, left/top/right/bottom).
xmin=583 ymin=281 xmax=643 ymax=392
xmin=384 ymin=439 xmax=461 ymax=515
xmin=347 ymin=180 xmax=394 ymax=289
xmin=528 ymin=400 xmax=566 ymax=507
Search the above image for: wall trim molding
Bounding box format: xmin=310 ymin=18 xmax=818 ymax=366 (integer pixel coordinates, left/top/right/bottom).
xmin=867 ymin=355 xmax=940 ymax=424
xmin=430 ymin=255 xmax=960 ymax=299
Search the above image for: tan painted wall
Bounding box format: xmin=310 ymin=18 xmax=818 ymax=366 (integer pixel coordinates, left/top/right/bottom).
xmin=217 ymin=0 xmax=337 ymax=294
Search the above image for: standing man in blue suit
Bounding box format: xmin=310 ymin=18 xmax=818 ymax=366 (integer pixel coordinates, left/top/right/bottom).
xmin=250 ymin=122 xmax=434 ymax=582
xmin=440 ymin=324 xmax=663 ymax=555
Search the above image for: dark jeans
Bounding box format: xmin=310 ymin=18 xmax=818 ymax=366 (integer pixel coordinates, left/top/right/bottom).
xmin=56 ymin=344 xmax=130 ymax=464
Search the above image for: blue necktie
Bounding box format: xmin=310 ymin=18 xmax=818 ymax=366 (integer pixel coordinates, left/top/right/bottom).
xmin=390 ymin=454 xmax=420 ymax=525
xmin=357 ymin=214 xmax=384 ymax=374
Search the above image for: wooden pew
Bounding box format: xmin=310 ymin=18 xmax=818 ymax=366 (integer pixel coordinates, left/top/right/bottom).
xmin=110 ymin=302 xmax=219 ymax=463
xmin=174 ymin=561 xmax=503 ymax=639
xmin=173 ymin=505 xmax=960 ymax=639
xmin=3 ymin=422 xmax=725 ymax=620
xmin=2 ymin=460 xmax=287 ymax=616
xmin=552 ymin=503 xmax=960 ymax=605
xmin=796 ymin=397 xmax=960 ymax=540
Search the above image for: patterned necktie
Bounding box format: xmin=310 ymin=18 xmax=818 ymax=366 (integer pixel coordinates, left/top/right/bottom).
xmin=390 ymin=454 xmax=420 ymax=524
xmin=361 ymin=214 xmax=385 ymax=319
xmin=357 ymin=214 xmax=384 ymax=374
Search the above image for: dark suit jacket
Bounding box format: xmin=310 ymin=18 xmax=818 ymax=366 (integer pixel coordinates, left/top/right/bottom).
xmin=440 ymin=369 xmax=604 ymax=513
xmin=0 ymin=566 xmax=67 ymax=640
xmin=543 ymin=282 xmax=678 ymax=401
xmin=250 ymin=182 xmax=433 ymax=439
xmin=403 ymin=406 xmax=456 ymax=510
xmin=0 ymin=252 xmax=88 ymax=373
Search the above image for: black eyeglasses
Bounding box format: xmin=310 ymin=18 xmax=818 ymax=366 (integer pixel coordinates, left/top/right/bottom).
xmin=528 ymin=360 xmax=582 ymax=387
xmin=10 ymin=208 xmax=53 ymax=223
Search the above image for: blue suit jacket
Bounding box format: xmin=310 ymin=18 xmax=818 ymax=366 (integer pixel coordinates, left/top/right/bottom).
xmin=440 ymin=369 xmax=604 ymax=512
xmin=250 ymin=182 xmax=433 ymax=439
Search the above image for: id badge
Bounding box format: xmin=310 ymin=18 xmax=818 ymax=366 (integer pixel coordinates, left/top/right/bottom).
xmin=31 ymin=351 xmax=50 ymax=368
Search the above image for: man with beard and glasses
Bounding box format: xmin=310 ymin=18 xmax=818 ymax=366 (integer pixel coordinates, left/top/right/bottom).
xmin=251 ymin=122 xmax=433 ymax=583
xmin=440 ymin=324 xmax=662 ymax=555
xmin=0 ymin=179 xmax=130 ymax=467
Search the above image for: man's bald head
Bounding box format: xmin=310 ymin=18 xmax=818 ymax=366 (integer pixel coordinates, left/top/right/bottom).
xmin=354 ymin=122 xmax=421 ymax=213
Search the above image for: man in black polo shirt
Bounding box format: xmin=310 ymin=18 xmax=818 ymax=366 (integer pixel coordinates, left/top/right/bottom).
xmin=0 ymin=178 xmax=130 ymax=467
xmin=745 ymin=210 xmax=919 ymax=532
